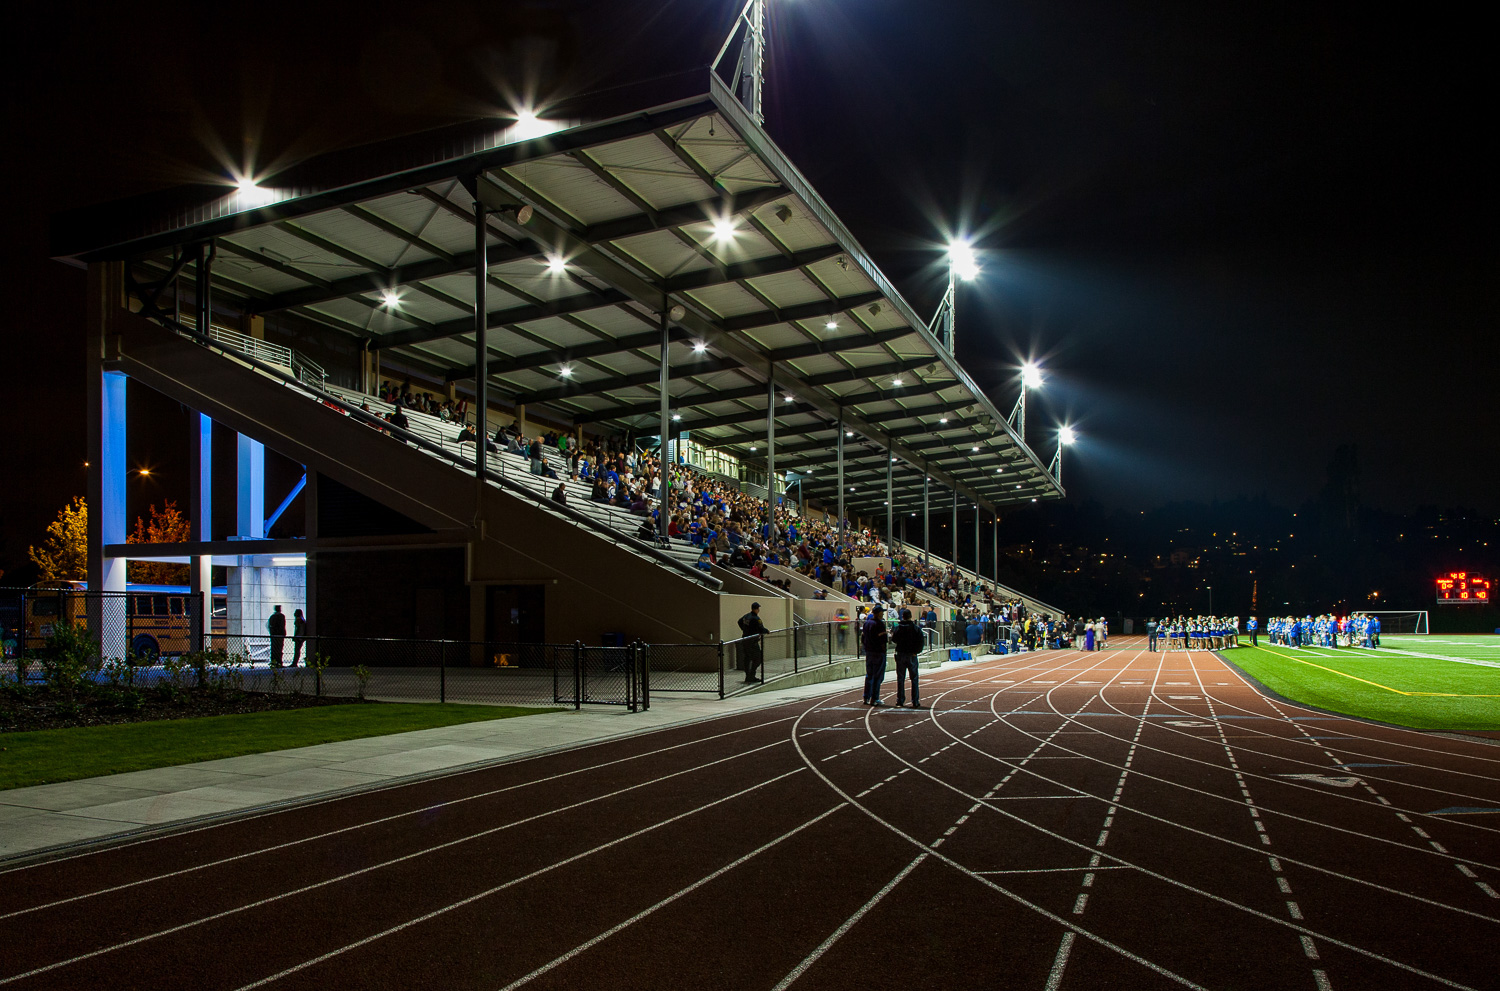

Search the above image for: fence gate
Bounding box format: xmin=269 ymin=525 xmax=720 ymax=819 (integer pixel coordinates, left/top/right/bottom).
xmin=553 ymin=642 xmax=647 ymax=710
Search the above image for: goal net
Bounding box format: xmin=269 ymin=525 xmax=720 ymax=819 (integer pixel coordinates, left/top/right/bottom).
xmin=1364 ymin=611 xmax=1428 ymax=635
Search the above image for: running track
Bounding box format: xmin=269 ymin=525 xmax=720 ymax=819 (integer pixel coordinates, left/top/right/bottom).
xmin=2 ymin=648 xmax=1497 ymax=989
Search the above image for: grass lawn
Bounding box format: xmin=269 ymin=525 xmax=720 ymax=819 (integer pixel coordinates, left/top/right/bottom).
xmin=0 ymin=703 xmax=554 ymax=791
xmin=1226 ymin=640 xmax=1500 ymax=731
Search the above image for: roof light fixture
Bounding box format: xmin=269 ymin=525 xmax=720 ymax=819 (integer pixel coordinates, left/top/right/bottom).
xmin=824 ymin=319 xmax=838 ymax=331
xmin=559 ymin=365 xmax=574 ymax=379
xmin=692 ymin=341 xmax=708 ymax=353
xmin=671 ymin=413 xmax=681 ymax=421
xmin=380 ymin=289 xmax=402 ymax=308
xmin=712 ymin=217 xmax=738 ymax=242
xmin=892 ymin=377 xmax=904 ymax=387
xmin=546 ymin=255 xmax=567 ymax=274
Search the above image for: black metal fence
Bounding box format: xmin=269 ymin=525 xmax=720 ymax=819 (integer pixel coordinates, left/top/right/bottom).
xmin=2 ymin=594 xmax=1016 ymax=708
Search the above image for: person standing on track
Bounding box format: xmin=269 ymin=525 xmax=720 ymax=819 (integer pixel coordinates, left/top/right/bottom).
xmin=1247 ymin=615 xmax=1258 ymax=646
xmin=1147 ymin=617 xmax=1159 ymax=652
xmin=892 ymin=608 xmax=924 ymax=708
xmin=862 ymin=603 xmax=889 ymax=706
xmin=738 ymin=602 xmax=768 ymax=683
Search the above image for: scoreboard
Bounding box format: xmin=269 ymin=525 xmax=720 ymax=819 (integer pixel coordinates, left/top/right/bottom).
xmin=1436 ymin=572 xmax=1491 ymax=605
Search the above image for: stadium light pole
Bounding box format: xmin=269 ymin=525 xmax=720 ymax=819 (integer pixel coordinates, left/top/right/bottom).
xmin=1050 ymin=425 xmax=1077 ymax=486
xmin=1008 ymin=361 xmax=1043 ymax=442
xmin=934 ymin=239 xmax=980 ymax=353
xmin=714 ymin=0 xmax=768 ymax=125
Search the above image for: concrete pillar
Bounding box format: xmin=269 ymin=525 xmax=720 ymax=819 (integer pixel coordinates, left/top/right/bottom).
xmin=922 ymin=474 xmax=929 ymax=565
xmin=237 ymin=434 xmax=265 ymax=539
xmin=765 ymin=371 xmax=776 ymax=509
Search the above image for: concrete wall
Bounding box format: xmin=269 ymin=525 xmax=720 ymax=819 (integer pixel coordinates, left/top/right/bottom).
xmin=718 ymin=593 xmax=794 ymax=640
xmin=226 ymin=565 xmax=306 ymax=637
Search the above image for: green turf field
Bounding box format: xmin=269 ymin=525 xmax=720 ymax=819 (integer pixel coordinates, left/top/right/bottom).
xmin=0 ymin=703 xmax=551 ymax=791
xmin=1225 ymin=635 xmax=1500 ymax=731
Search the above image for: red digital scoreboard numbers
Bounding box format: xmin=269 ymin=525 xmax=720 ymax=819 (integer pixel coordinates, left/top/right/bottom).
xmin=1437 ymin=572 xmax=1491 ymax=605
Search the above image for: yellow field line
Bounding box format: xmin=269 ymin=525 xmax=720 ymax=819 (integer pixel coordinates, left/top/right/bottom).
xmin=1258 ymin=646 xmax=1410 ymax=695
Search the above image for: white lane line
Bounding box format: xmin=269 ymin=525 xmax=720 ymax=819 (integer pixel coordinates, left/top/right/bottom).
xmin=0 ymin=769 xmax=807 ymax=988
xmin=1043 ymin=931 xmax=1077 ymax=991
xmin=848 ymin=669 xmax=1495 ymax=987
xmin=770 ymin=853 xmax=928 ymax=991
xmin=499 ymin=804 xmax=847 ymax=991
xmin=1300 ymin=936 xmax=1320 ymax=960
xmin=1314 ymin=968 xmax=1333 ymax=990
xmin=0 ymin=712 xmax=808 ymax=913
xmin=1072 ymin=893 xmax=1089 ymax=915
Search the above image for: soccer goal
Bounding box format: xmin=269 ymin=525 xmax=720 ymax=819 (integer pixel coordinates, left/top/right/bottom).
xmin=1365 ymin=611 xmax=1428 ymax=635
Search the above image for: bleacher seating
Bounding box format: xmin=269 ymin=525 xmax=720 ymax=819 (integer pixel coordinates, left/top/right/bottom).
xmin=322 ymin=384 xmax=711 ymax=575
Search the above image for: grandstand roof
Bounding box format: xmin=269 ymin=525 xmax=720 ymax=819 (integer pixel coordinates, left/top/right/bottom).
xmin=54 ymin=70 xmax=1063 ymax=517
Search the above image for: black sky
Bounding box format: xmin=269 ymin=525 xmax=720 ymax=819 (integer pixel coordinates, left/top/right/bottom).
xmin=2 ymin=0 xmax=1494 ymax=580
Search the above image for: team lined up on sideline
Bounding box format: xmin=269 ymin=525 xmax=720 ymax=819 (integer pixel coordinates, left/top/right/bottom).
xmin=1258 ymin=613 xmax=1382 ymax=649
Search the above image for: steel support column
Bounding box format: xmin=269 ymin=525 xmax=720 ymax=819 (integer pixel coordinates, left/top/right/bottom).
xmin=236 ymin=436 xmax=265 ymax=539
xmin=885 ymin=439 xmax=893 ymax=554
xmin=836 ymin=410 xmax=845 ymax=545
xmin=951 ymin=485 xmax=958 ymax=569
xmin=922 ymin=474 xmax=929 ymax=565
xmin=766 ymin=369 xmax=776 ymax=511
xmin=658 ymin=302 xmax=671 ymax=539
xmin=993 ymin=508 xmax=1000 ymax=584
xmin=473 ymin=194 xmax=488 ymax=484
xmin=974 ymin=502 xmax=980 ymax=584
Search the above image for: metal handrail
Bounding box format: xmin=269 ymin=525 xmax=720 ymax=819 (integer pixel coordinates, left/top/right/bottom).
xmin=156 ymin=316 xmax=722 ymax=590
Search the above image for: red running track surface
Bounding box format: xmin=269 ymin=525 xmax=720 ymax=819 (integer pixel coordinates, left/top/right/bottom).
xmin=1 ymin=648 xmax=1497 ymax=990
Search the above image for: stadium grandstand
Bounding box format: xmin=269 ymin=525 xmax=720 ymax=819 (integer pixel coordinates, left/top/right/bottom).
xmin=55 ymin=42 xmax=1065 ymax=652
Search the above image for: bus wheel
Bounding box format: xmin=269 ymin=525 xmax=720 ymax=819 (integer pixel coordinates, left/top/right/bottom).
xmin=131 ymin=636 xmax=160 ymax=663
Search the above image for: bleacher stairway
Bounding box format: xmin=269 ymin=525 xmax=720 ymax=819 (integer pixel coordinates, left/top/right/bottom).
xmin=109 ymin=312 xmax=738 ymax=645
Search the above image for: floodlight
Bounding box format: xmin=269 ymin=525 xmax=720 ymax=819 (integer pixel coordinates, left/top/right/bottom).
xmin=513 ymin=108 xmax=562 ymax=141
xmin=712 ymin=217 xmax=738 ymax=242
xmin=825 ymin=319 xmax=838 ymax=331
xmin=671 ymin=413 xmax=681 ymax=421
xmin=845 ymin=431 xmax=854 ymax=437
xmin=939 ymin=417 xmax=948 ymax=424
xmin=559 ymin=365 xmax=574 ymax=379
xmin=692 ymin=341 xmax=708 ymax=353
xmin=1022 ymin=362 xmax=1043 ymax=389
xmin=380 ymin=289 xmax=402 ymax=308
xmin=972 ymin=445 xmax=979 ymax=452
xmin=546 ymin=256 xmax=567 ymax=273
xmin=892 ymin=377 xmax=904 ymax=387
xmin=1059 ymin=426 xmax=1077 ymax=445
xmin=783 ymin=395 xmax=794 ymax=403
xmin=750 ymin=445 xmax=757 ymax=451
xmin=948 ymin=240 xmax=980 ymax=281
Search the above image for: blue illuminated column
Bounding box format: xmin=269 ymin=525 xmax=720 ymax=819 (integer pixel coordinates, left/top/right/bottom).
xmin=189 ymin=414 xmax=213 ymax=648
xmin=93 ymin=371 xmax=128 ymax=594
xmin=237 ymin=435 xmax=265 ymax=539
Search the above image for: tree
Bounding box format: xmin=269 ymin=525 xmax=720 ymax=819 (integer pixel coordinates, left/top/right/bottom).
xmin=128 ymin=500 xmax=192 ymax=584
xmin=30 ymin=497 xmax=88 ymax=582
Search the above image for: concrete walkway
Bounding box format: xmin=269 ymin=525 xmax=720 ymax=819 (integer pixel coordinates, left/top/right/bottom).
xmin=0 ymin=656 xmax=998 ymax=862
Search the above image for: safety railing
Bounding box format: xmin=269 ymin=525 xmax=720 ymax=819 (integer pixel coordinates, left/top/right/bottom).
xmin=208 ymin=325 xmax=326 ymax=391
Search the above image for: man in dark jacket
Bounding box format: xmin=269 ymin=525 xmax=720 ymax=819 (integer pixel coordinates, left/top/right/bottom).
xmin=267 ymin=605 xmax=287 ymax=668
xmin=862 ymin=604 xmax=890 ymax=706
xmin=1147 ymin=618 xmax=1159 ymax=652
xmin=892 ymin=608 xmax=924 ymax=708
xmin=737 ymin=602 xmax=768 ymax=683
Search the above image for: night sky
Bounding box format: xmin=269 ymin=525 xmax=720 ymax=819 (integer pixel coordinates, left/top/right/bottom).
xmin=3 ymin=0 xmax=1493 ymax=584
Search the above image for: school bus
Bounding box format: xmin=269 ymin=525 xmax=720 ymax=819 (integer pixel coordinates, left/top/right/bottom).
xmin=22 ymin=581 xmax=227 ymax=659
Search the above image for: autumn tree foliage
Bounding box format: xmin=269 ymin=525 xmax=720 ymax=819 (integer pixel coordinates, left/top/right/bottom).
xmin=128 ymin=500 xmax=192 ymax=584
xmin=29 ymin=497 xmax=88 ymax=582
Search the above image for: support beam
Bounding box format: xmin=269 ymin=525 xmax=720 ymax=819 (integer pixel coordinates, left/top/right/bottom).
xmin=885 ymin=440 xmax=893 ymax=553
xmin=922 ymin=474 xmax=929 ymax=566
xmin=951 ymin=485 xmax=958 ymax=570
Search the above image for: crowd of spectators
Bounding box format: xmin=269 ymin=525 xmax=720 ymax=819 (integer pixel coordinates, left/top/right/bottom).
xmin=356 ymin=383 xmax=1057 ymax=624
